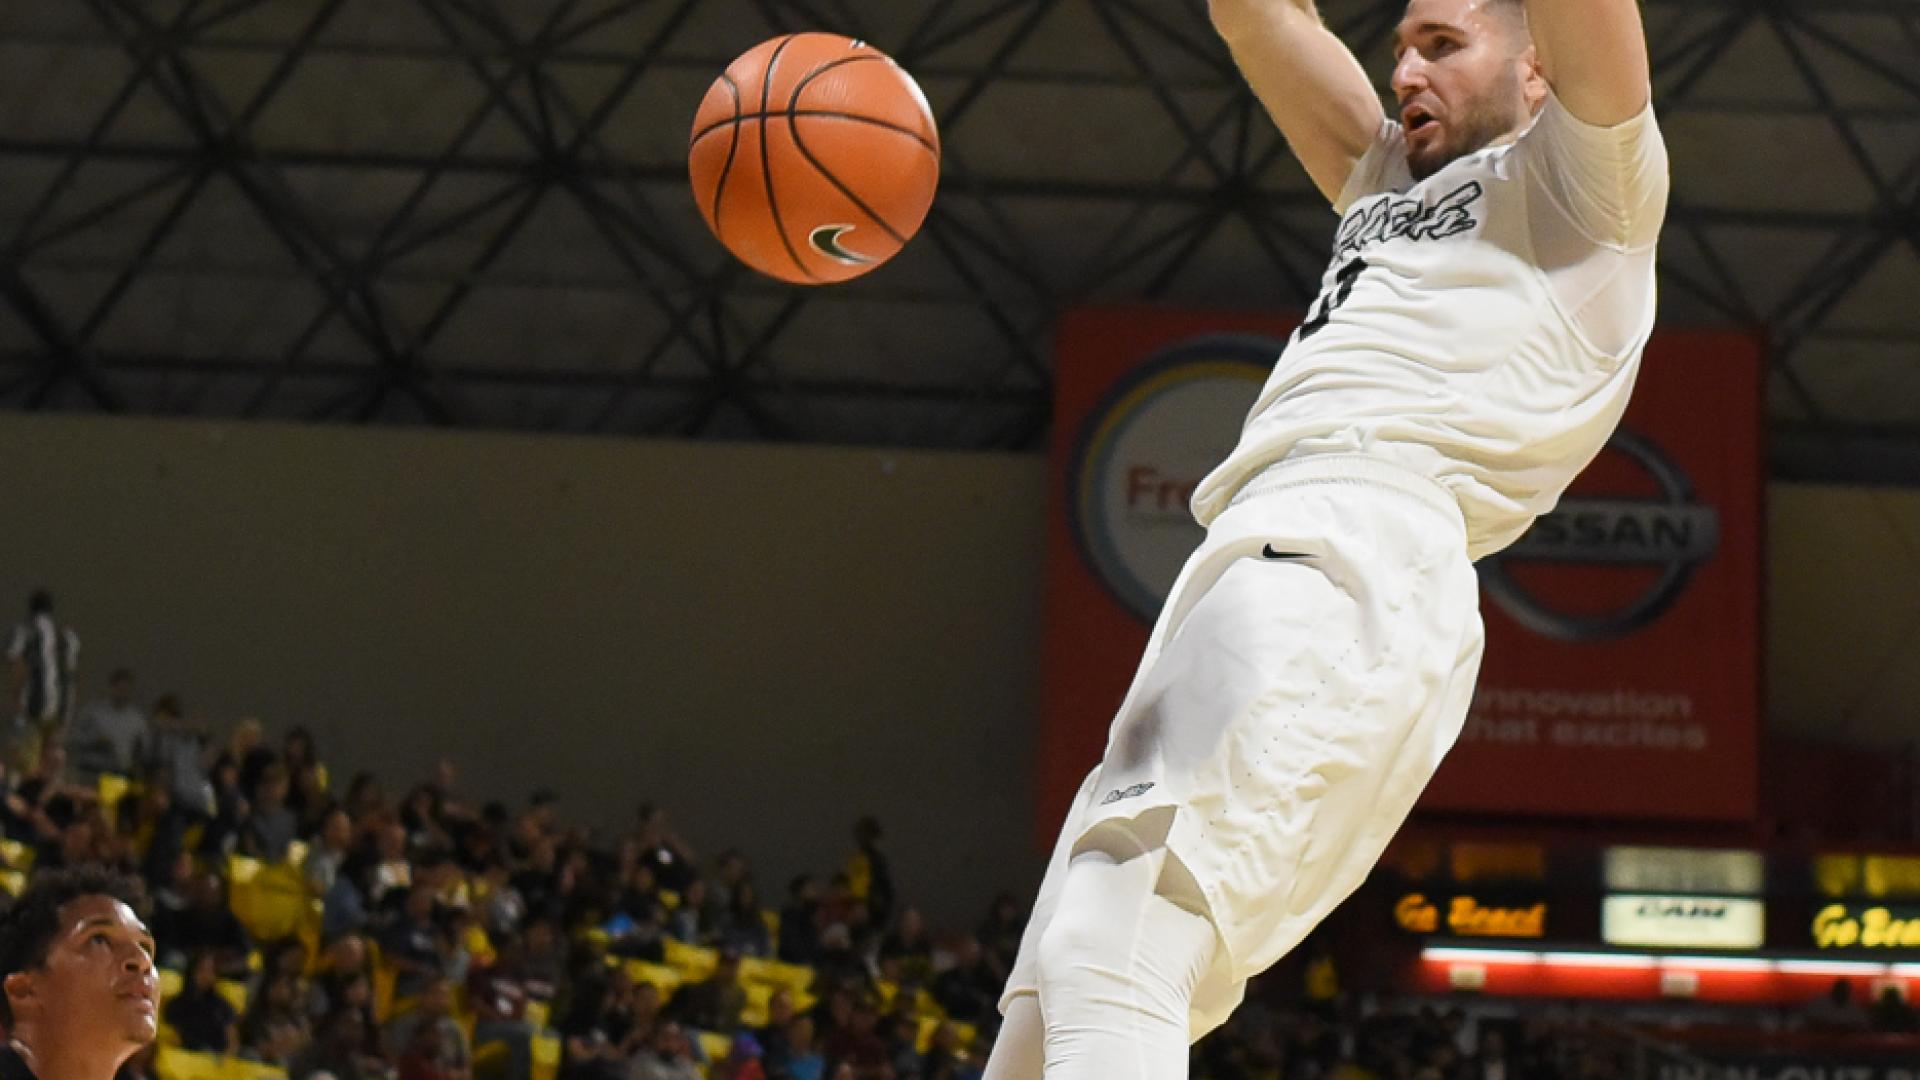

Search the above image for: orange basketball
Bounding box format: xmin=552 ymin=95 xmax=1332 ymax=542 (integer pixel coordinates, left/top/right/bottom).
xmin=689 ymin=34 xmax=941 ymax=285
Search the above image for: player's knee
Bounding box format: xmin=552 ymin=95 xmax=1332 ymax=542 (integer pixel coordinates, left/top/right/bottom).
xmin=1033 ymin=899 xmax=1121 ymax=993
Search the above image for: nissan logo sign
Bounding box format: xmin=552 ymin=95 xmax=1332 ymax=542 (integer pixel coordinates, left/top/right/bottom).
xmin=1480 ymin=428 xmax=1718 ymax=642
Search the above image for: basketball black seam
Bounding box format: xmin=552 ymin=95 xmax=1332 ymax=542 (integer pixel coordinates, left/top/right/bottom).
xmin=759 ymin=36 xmax=818 ymax=283
xmin=709 ymin=73 xmax=742 ymax=243
xmin=690 ymin=110 xmax=938 ymax=153
xmin=784 ymin=52 xmax=934 ymax=248
xmin=784 ymin=110 xmax=912 ymax=246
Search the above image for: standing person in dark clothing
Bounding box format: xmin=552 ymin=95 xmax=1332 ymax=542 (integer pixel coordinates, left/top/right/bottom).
xmin=777 ymin=876 xmax=821 ymax=966
xmin=6 ymin=591 xmax=79 ymax=771
xmin=0 ymin=866 xmax=160 ymax=1080
xmin=843 ymin=818 xmax=893 ymax=929
xmin=163 ymin=952 xmax=237 ymax=1053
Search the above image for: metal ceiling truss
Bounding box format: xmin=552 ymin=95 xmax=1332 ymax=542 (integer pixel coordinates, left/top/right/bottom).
xmin=0 ymin=0 xmax=1915 ymax=478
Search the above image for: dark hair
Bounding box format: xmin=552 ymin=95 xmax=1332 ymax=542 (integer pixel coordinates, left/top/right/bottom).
xmin=26 ymin=590 xmax=52 ymax=616
xmin=0 ymin=866 xmax=145 ymax=1024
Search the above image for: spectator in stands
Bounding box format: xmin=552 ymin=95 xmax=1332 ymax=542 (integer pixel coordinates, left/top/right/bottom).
xmin=843 ymin=817 xmax=893 ymax=929
xmin=292 ymin=1006 xmax=380 ymax=1080
xmin=167 ymin=870 xmax=251 ymax=976
xmin=241 ymin=972 xmax=311 ymax=1062
xmin=882 ymin=1010 xmax=920 ymax=1079
xmin=384 ymin=977 xmax=470 ymax=1080
xmin=776 ymin=1016 xmax=825 ymax=1080
xmin=561 ymin=968 xmax=644 ymax=1080
xmin=723 ymin=879 xmax=772 ymax=959
xmin=672 ymin=944 xmax=748 ymax=1033
xmin=1477 ymin=1028 xmax=1515 ymax=1080
xmin=202 ymin=752 xmax=253 ymax=855
xmin=931 ymin=937 xmax=999 ymax=1026
xmin=310 ymin=934 xmax=371 ymax=1016
xmin=145 ymin=695 xmax=213 ymax=820
xmin=469 ymin=935 xmax=537 ymax=1079
xmin=115 ymin=784 xmax=174 ymax=883
xmin=512 ymin=835 xmax=560 ymax=920
xmin=811 ymin=923 xmax=867 ymax=995
xmin=666 ymin=877 xmax=721 ymax=946
xmin=1804 ymin=977 xmax=1869 ymax=1031
xmin=975 ymin=893 xmax=1024 ymax=976
xmin=4 ymin=740 xmax=91 ymax=860
xmin=1873 ymin=986 xmax=1919 ymax=1033
xmin=247 ymin=1014 xmax=312 ymax=1072
xmin=370 ymin=820 xmax=414 ymax=906
xmin=519 ymin=915 xmax=566 ymax=1005
xmin=878 ymin=906 xmax=932 ymax=985
xmin=756 ymin=989 xmax=798 ymax=1069
xmin=164 ymin=951 xmax=238 ymax=1053
xmin=921 ymin=1021 xmax=968 ymax=1080
xmin=215 ymin=717 xmax=274 ymax=802
xmin=242 ymin=763 xmax=299 ymax=861
xmin=635 ymin=803 xmax=697 ymax=892
xmin=69 ymin=668 xmax=144 ymax=781
xmin=401 ymin=784 xmax=451 ymax=853
xmin=381 ymin=885 xmax=451 ymax=1000
xmin=6 ymin=590 xmax=80 ymax=769
xmin=713 ymin=1033 xmax=768 ymax=1080
xmin=630 ymin=1021 xmax=702 ymax=1080
xmin=821 ymin=996 xmax=887 ymax=1079
xmin=345 ymin=772 xmax=386 ymax=822
xmin=778 ymin=876 xmax=822 ymax=966
xmin=713 ymin=850 xmax=751 ymax=910
xmin=307 ymin=808 xmax=354 ymax=895
xmin=281 ymin=726 xmax=325 ymax=827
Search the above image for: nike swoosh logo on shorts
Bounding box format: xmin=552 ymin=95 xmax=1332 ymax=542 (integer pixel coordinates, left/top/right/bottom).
xmin=1262 ymin=545 xmax=1312 ymax=560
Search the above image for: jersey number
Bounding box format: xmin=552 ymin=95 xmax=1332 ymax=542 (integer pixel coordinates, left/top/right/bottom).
xmin=1297 ymin=258 xmax=1367 ymax=341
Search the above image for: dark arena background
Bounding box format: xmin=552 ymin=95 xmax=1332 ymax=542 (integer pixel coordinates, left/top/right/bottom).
xmin=0 ymin=0 xmax=1917 ymax=1078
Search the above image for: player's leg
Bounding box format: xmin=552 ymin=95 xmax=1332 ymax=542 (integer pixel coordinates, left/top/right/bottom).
xmin=1033 ymin=842 xmax=1220 ymax=1080
xmin=984 ymin=767 xmax=1102 ymax=1080
xmin=981 ymin=993 xmax=1044 ymax=1080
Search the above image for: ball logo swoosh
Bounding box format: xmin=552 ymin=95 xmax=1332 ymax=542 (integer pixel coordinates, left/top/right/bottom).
xmin=809 ymin=224 xmax=878 ymax=266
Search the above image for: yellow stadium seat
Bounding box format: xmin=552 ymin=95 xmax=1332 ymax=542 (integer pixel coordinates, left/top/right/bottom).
xmin=473 ymin=1040 xmax=511 ymax=1077
xmin=761 ymin=908 xmax=780 ymax=938
xmin=158 ymin=968 xmax=184 ymax=1002
xmin=0 ymin=839 xmax=35 ymax=872
xmin=658 ymin=889 xmax=681 ymax=911
xmin=155 ymin=1050 xmax=283 ymax=1080
xmin=525 ymin=999 xmax=552 ymax=1031
xmin=0 ymin=870 xmax=26 ymax=898
xmin=228 ymin=857 xmax=312 ymax=944
xmin=663 ymin=940 xmax=718 ymax=981
xmin=214 ymin=979 xmax=249 ymax=1016
xmin=624 ymin=960 xmax=683 ymax=996
xmin=156 ymin=1048 xmax=226 ymax=1080
xmin=739 ymin=957 xmax=813 ymax=994
xmin=531 ymin=1031 xmax=561 ymax=1080
xmin=697 ymin=1031 xmax=731 ymax=1064
xmin=97 ymin=774 xmax=132 ymax=827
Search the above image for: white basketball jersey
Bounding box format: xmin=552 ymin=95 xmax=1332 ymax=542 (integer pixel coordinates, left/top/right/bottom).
xmin=1191 ymin=94 xmax=1670 ymax=561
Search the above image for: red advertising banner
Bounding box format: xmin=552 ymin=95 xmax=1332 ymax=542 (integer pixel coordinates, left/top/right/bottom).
xmin=1037 ymin=310 xmax=1762 ymax=842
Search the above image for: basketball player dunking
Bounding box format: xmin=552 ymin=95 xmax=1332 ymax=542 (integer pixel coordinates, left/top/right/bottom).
xmin=986 ymin=0 xmax=1668 ymax=1076
xmin=0 ymin=869 xmax=160 ymax=1080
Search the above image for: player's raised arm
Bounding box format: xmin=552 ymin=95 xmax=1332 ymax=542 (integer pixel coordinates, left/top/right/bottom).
xmin=1522 ymin=0 xmax=1651 ymax=126
xmin=1209 ymin=0 xmax=1387 ymax=206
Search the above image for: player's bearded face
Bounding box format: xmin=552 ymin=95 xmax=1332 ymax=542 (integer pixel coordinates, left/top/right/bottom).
xmin=1393 ymin=0 xmax=1535 ymax=181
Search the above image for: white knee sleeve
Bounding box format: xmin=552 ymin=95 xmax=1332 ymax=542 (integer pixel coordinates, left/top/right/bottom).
xmin=981 ymin=992 xmax=1045 ymax=1080
xmin=1034 ymin=849 xmax=1219 ymax=1080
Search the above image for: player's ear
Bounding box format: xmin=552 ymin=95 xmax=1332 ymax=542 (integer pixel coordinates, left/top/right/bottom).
xmin=1518 ymin=45 xmax=1549 ymax=113
xmin=5 ymin=970 xmax=38 ymax=1016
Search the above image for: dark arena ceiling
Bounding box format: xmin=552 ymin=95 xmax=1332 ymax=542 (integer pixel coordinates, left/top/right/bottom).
xmin=0 ymin=0 xmax=1916 ymax=481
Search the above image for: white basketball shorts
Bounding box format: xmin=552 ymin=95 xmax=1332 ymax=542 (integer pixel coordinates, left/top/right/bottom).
xmin=1003 ymin=453 xmax=1486 ymax=1038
